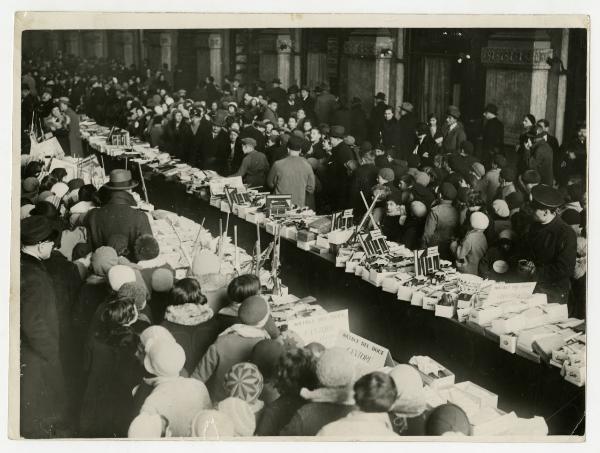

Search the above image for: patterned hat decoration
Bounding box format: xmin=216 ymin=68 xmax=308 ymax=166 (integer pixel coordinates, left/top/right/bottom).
xmin=223 ymin=362 xmax=264 ymax=403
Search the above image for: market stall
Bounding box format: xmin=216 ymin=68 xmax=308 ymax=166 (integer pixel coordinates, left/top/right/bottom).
xmin=75 ymin=121 xmax=585 ymax=436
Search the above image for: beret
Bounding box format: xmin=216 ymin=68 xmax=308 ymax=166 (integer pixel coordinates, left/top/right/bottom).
xmin=521 ymin=169 xmax=541 ymax=185
xmin=378 ymin=167 xmax=395 ymax=182
xmin=500 ymin=167 xmax=516 ymax=183
xmin=440 ymin=182 xmax=457 ymax=201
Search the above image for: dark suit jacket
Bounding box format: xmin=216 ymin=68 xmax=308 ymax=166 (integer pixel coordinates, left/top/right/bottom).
xmin=201 ymin=130 xmax=228 ymax=170
xmin=482 ymin=117 xmax=504 ymax=155
xmin=85 ymin=190 xmax=152 ymax=256
xmin=397 ymin=112 xmax=418 ymax=160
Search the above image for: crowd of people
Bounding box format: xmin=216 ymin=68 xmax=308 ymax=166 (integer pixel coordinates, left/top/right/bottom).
xmin=19 ymin=52 xmax=587 ymax=438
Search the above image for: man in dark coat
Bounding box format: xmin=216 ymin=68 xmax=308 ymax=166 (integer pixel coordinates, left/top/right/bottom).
xmin=527 ymin=127 xmax=554 ymax=186
xmin=519 ymin=185 xmax=576 ymax=305
xmin=20 ymin=216 xmax=69 ymax=438
xmin=266 ymin=78 xmax=287 ymax=107
xmin=370 ymin=92 xmax=388 ymax=143
xmin=380 ymin=107 xmax=401 ymax=155
xmin=482 ymin=103 xmax=504 ymax=163
xmin=45 ymin=249 xmax=83 ymax=420
xmin=85 ymin=170 xmax=152 ymax=258
xmin=536 ymin=119 xmax=560 ymax=180
xmin=396 ymin=102 xmax=418 ymax=161
xmin=297 ymin=86 xmax=315 ymax=119
xmin=350 ymin=144 xmax=379 ymax=222
xmin=560 ymin=123 xmax=587 ymax=186
xmin=442 ymin=105 xmax=467 ymax=155
xmin=349 ymin=97 xmax=368 ymax=144
xmin=328 ymin=125 xmax=355 ymax=210
xmin=200 ymin=120 xmax=228 ymax=170
xmin=314 ymin=85 xmax=337 ymax=125
xmin=240 ymin=120 xmax=267 ymax=153
xmin=414 ymin=122 xmax=439 ymax=168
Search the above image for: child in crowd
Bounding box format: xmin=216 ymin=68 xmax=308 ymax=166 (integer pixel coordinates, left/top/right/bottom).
xmin=454 ymin=211 xmax=489 ymax=276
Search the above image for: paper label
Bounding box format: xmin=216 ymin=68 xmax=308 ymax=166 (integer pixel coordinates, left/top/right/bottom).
xmin=286 ymin=310 xmax=350 ymax=348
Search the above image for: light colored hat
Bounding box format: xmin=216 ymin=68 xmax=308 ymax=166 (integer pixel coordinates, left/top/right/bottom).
xmin=191 ymin=410 xmax=234 ymax=439
xmin=107 ymin=264 xmax=136 ymax=291
xmin=51 ymin=182 xmax=69 ymax=198
xmin=20 ymin=204 xmax=35 ymax=220
xmin=217 ymin=397 xmax=256 ymax=436
xmin=389 ymin=364 xmax=426 ymax=416
xmin=91 ymin=246 xmax=118 ymax=277
xmin=471 ymin=162 xmax=485 ymax=178
xmin=151 ymin=268 xmax=175 ymax=292
xmin=139 ymin=325 xmax=176 ymax=350
xmin=128 ymin=413 xmax=164 ymax=438
xmin=414 ymin=171 xmax=431 ymax=187
xmin=410 ymin=200 xmax=428 ymax=218
xmin=316 ymin=347 xmax=356 ymax=388
xmin=223 ymin=362 xmax=264 ymax=403
xmin=470 ymin=211 xmax=490 ymax=230
xmin=144 ymin=338 xmax=186 ymax=377
xmin=492 ymin=199 xmax=510 ymax=219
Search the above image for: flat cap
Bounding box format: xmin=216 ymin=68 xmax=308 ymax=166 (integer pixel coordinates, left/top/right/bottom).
xmin=241 ymin=137 xmax=257 ymax=147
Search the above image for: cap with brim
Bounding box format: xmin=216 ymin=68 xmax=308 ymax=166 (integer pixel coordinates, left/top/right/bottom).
xmin=400 ymin=102 xmax=414 ymax=113
xmin=241 ymin=137 xmax=257 ymax=147
xmin=531 ymin=184 xmax=564 ymax=209
xmin=21 ymin=215 xmax=60 ymax=245
xmin=375 ymin=92 xmax=386 ymax=100
xmin=330 ymin=125 xmax=345 ymax=139
xmin=484 ymin=103 xmax=498 ymax=115
xmin=104 ymin=169 xmax=138 ymax=191
xmin=447 ymin=105 xmax=461 ymax=119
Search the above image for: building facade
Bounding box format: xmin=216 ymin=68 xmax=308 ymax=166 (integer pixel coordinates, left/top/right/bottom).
xmin=22 ymin=28 xmax=586 ymax=144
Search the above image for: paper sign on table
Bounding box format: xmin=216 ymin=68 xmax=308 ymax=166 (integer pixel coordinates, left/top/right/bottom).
xmin=286 ymin=309 xmax=350 ymax=348
xmin=335 ymin=330 xmax=395 ymax=374
xmin=485 ymin=282 xmax=537 ymax=305
xmin=208 ymin=176 xmax=245 ymax=196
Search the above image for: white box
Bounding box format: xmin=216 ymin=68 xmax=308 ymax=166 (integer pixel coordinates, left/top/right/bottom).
xmin=563 ymin=363 xmax=586 ymax=387
xmin=411 ymin=290 xmax=424 ymax=307
xmin=265 ymin=221 xmax=278 ymax=235
xmin=423 ymin=292 xmax=442 ymax=311
xmin=345 ymin=260 xmax=359 ymax=273
xmin=247 ymin=212 xmax=266 ymax=225
xmin=435 ymin=303 xmax=455 ymax=319
xmin=455 ymin=381 xmax=498 ymax=408
xmin=397 ymin=285 xmax=414 ymax=302
xmin=316 ymin=235 xmax=330 ymax=250
xmin=297 ymin=240 xmax=315 ymax=251
xmin=470 ymin=305 xmax=503 ymax=326
xmin=354 ymin=264 xmax=364 ymax=276
xmin=382 ymin=277 xmax=400 ymax=294
xmin=220 ymin=200 xmax=231 ymax=213
xmin=361 ymin=267 xmax=370 ymax=282
xmin=281 ymin=226 xmax=297 ymax=241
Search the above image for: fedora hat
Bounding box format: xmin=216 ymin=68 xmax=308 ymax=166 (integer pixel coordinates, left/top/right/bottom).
xmin=104 ymin=169 xmax=138 ymax=191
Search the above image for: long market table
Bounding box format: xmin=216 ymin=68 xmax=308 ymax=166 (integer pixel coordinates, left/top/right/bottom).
xmin=84 ymin=142 xmax=585 ymax=436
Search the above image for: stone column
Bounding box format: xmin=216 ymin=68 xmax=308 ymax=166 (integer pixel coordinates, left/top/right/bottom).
xmin=394 ymin=29 xmax=406 ymax=108
xmin=529 ymin=39 xmax=553 ymax=121
xmin=374 ymin=34 xmax=394 ymax=104
xmin=160 ymin=31 xmax=173 ymax=70
xmin=292 ymin=29 xmax=302 ymax=86
xmin=65 ymin=31 xmax=81 ymax=57
xmin=276 ymin=33 xmax=292 ymax=89
xmin=123 ymin=31 xmax=135 ymax=67
xmin=91 ymin=30 xmax=107 ymax=58
xmin=209 ymin=32 xmax=223 ymax=83
xmin=48 ymin=31 xmax=62 ymax=56
xmin=139 ymin=30 xmax=147 ymax=63
xmin=555 ymin=29 xmax=570 ymax=144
